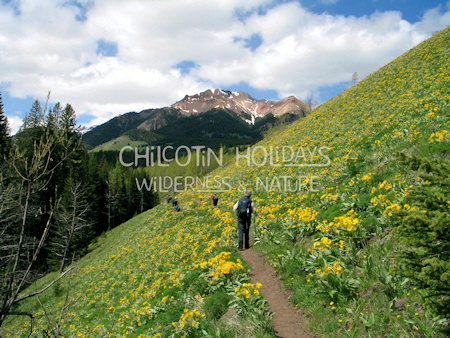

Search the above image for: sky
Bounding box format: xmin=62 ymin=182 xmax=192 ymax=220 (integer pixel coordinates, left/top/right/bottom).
xmin=1 ymin=0 xmax=449 ymax=134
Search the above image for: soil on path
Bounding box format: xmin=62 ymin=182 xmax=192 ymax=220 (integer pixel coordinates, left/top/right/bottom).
xmin=239 ymin=242 xmax=312 ymax=338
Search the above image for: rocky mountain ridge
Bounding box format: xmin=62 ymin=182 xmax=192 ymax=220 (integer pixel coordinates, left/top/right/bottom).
xmin=171 ymin=89 xmax=309 ymax=123
xmin=82 ymin=89 xmax=309 ymax=150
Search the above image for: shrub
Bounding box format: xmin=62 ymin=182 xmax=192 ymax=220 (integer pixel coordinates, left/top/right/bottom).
xmin=393 ymin=154 xmax=450 ymax=330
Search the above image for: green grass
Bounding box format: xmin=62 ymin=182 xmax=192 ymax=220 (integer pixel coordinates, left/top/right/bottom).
xmin=2 ymin=200 xmax=273 ymax=336
xmin=241 ymin=26 xmax=450 ymax=337
xmin=91 ymin=135 xmax=147 ymax=152
xmin=2 ymin=26 xmax=449 ymax=337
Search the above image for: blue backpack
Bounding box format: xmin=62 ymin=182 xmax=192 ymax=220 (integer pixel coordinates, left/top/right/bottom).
xmin=237 ymin=197 xmax=252 ymax=219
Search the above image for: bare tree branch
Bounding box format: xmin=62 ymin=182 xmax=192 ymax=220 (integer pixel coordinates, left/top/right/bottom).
xmin=13 ymin=267 xmax=75 ymax=304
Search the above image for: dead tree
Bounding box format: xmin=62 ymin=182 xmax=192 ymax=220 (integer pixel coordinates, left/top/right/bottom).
xmin=0 ymin=129 xmax=73 ymax=327
xmin=52 ymin=181 xmax=92 ymax=273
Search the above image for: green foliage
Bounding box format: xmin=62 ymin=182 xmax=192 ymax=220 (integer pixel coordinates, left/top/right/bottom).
xmin=124 ymin=128 xmax=163 ymax=143
xmin=153 ymin=108 xmax=261 ymax=149
xmin=83 ymin=107 xmax=186 ymax=150
xmin=253 ymin=112 xmax=301 ymax=133
xmin=91 ymin=135 xmax=147 ymax=152
xmin=228 ymin=280 xmax=272 ymax=330
xmin=82 ymin=110 xmax=146 ymax=149
xmin=86 ymin=108 xmax=302 ymax=164
xmin=203 ymin=291 xmax=230 ymax=320
xmin=1 ymin=97 xmax=159 ymax=295
xmin=22 ymin=98 xmax=45 ymax=129
xmin=0 ymin=92 xmax=10 ymax=160
xmin=315 ymin=271 xmax=360 ymax=303
xmin=393 ymin=154 xmax=450 ymax=326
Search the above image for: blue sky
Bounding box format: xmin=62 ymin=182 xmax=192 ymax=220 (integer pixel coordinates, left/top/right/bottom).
xmin=0 ymin=0 xmax=449 ymax=133
xmin=302 ymin=0 xmax=447 ymax=22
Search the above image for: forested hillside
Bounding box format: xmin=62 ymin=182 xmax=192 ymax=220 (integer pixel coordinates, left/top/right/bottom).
xmin=88 ymin=108 xmax=301 ymax=167
xmin=1 ymin=26 xmax=449 ymax=337
xmin=0 ymin=98 xmax=158 ymax=329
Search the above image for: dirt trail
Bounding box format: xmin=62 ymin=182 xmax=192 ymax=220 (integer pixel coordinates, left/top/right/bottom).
xmin=239 ymin=241 xmax=312 ymax=338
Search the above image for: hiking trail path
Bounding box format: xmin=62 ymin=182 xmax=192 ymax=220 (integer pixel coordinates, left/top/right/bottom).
xmin=238 ymin=233 xmax=312 ymax=338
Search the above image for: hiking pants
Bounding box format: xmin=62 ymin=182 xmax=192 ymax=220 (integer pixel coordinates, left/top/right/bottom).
xmin=238 ymin=217 xmax=251 ymax=250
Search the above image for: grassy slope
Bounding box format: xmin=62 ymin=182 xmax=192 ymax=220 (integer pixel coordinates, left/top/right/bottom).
xmin=3 ymin=27 xmax=449 ymax=337
xmin=237 ymin=26 xmax=449 ymax=336
xmin=91 ymin=135 xmax=147 ymax=152
xmin=3 ymin=196 xmax=273 ymax=337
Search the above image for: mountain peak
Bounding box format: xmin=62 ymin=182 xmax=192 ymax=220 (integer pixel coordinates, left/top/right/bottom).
xmin=171 ymin=88 xmax=309 ymax=123
xmin=83 ymin=88 xmax=310 ymax=149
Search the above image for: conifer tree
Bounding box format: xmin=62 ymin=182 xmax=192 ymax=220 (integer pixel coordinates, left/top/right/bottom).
xmin=22 ymin=99 xmax=44 ymax=129
xmin=46 ymin=102 xmax=62 ymax=131
xmin=60 ymin=104 xmax=77 ymax=133
xmin=0 ymin=92 xmax=10 ymax=160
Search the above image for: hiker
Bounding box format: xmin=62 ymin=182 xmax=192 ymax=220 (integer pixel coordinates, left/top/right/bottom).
xmin=233 ymin=189 xmax=254 ymax=251
xmin=171 ymin=197 xmax=181 ymax=212
xmin=212 ymin=193 xmax=219 ymax=206
xmin=166 ymin=195 xmax=173 ymax=204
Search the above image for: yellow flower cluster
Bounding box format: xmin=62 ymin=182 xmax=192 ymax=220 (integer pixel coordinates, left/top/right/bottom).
xmin=286 ymin=206 xmax=319 ymax=229
xmin=315 ymin=261 xmax=343 ymax=276
xmin=258 ymin=204 xmax=283 ymax=215
xmin=198 ymin=251 xmax=244 ymax=279
xmin=234 ymin=283 xmax=263 ymax=299
xmin=313 ymin=236 xmax=333 ymax=248
xmin=383 ymin=203 xmax=402 ymax=216
xmin=378 ymin=180 xmax=393 ymax=190
xmin=287 ymin=206 xmax=319 ymax=222
xmin=330 ymin=210 xmax=361 ymax=232
xmin=370 ymin=194 xmax=390 ymax=207
xmin=310 ymin=236 xmax=345 ymax=252
xmin=361 ymin=173 xmax=374 ymax=181
xmin=320 ymin=192 xmax=340 ymax=200
xmin=172 ymin=308 xmax=206 ymax=331
xmin=316 ymin=210 xmax=360 ymax=233
xmin=371 ymin=192 xmax=407 ymax=217
xmin=429 ymin=129 xmax=449 ymax=142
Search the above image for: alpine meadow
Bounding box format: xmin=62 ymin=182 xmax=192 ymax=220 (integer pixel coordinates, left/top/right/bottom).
xmin=1 ymin=26 xmax=449 ymax=337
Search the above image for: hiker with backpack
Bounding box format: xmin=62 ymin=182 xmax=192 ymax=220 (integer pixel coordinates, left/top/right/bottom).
xmin=212 ymin=193 xmax=219 ymax=206
xmin=172 ymin=197 xmax=181 ymax=212
xmin=233 ymin=190 xmax=254 ymax=251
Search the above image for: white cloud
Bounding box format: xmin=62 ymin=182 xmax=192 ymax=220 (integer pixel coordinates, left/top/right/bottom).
xmin=0 ymin=0 xmax=449 ymax=127
xmin=0 ymin=0 xmax=95 ymax=97
xmin=414 ymin=4 xmax=450 ymax=37
xmin=0 ymin=0 xmax=269 ymax=125
xmin=42 ymin=57 xmax=212 ymax=127
xmin=5 ymin=114 xmax=23 ymax=135
xmin=195 ymin=2 xmax=450 ymax=100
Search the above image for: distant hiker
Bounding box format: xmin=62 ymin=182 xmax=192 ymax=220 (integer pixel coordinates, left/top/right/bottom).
xmin=172 ymin=197 xmax=180 ymax=212
xmin=212 ymin=193 xmax=219 ymax=206
xmin=233 ymin=190 xmax=254 ymax=251
xmin=166 ymin=195 xmax=173 ymax=203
